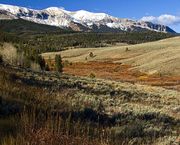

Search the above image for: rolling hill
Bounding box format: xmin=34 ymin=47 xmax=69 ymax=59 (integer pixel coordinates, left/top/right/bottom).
xmin=42 ymin=36 xmax=180 ymax=76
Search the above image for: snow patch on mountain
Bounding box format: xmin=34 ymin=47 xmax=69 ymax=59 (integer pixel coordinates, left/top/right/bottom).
xmin=0 ymin=4 xmax=176 ymax=33
xmin=71 ymin=10 xmax=109 ymax=22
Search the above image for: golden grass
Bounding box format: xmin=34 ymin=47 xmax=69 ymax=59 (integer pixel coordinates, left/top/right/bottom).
xmin=42 ymin=36 xmax=180 ymax=76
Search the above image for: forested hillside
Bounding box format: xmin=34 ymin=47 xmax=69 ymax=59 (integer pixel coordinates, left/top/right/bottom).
xmin=0 ymin=19 xmax=72 ymax=35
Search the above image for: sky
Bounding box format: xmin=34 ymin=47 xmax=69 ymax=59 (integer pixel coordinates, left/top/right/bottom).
xmin=0 ymin=0 xmax=180 ymax=32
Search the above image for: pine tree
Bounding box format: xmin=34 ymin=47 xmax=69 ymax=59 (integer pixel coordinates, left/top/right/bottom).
xmin=45 ymin=64 xmax=50 ymax=71
xmin=55 ymin=54 xmax=63 ymax=73
xmin=0 ymin=55 xmax=3 ymax=64
xmin=37 ymin=55 xmax=46 ymax=70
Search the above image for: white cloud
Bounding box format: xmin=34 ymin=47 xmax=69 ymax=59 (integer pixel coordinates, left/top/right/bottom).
xmin=140 ymin=14 xmax=180 ymax=26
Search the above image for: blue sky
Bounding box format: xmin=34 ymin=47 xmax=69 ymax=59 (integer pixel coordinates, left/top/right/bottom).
xmin=0 ymin=0 xmax=180 ymax=32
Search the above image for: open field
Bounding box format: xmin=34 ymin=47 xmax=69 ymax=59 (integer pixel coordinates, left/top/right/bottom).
xmin=42 ymin=36 xmax=180 ymax=75
xmin=42 ymin=37 xmax=180 ymax=90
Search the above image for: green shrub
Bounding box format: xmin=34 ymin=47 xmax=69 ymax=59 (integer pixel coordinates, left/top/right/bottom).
xmin=89 ymin=73 xmax=96 ymax=78
xmin=114 ymin=122 xmax=144 ymax=138
xmin=125 ymin=47 xmax=130 ymax=52
xmin=63 ymin=60 xmax=71 ymax=67
xmin=89 ymin=52 xmax=94 ymax=58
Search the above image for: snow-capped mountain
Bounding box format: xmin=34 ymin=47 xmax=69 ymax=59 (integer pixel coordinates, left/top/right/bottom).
xmin=0 ymin=4 xmax=176 ymax=33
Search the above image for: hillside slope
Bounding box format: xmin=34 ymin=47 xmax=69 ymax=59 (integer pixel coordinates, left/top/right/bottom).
xmin=42 ymin=37 xmax=180 ymax=76
xmin=0 ymin=64 xmax=179 ymax=144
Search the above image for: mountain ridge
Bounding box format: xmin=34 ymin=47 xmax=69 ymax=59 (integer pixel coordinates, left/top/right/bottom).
xmin=0 ymin=4 xmax=176 ymax=33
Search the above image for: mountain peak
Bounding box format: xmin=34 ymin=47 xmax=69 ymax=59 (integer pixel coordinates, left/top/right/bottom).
xmin=0 ymin=4 xmax=176 ymax=33
xmin=75 ymin=9 xmax=107 ymax=16
xmin=45 ymin=7 xmax=65 ymax=11
xmin=72 ymin=10 xmax=109 ymax=22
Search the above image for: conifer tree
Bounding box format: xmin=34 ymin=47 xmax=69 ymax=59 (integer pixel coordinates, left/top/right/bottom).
xmin=55 ymin=54 xmax=63 ymax=73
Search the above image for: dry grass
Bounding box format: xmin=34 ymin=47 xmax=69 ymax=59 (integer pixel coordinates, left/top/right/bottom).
xmin=0 ymin=64 xmax=179 ymax=145
xmin=42 ymin=36 xmax=180 ymax=76
xmin=45 ymin=60 xmax=180 ymax=91
xmin=42 ymin=37 xmax=180 ymax=91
